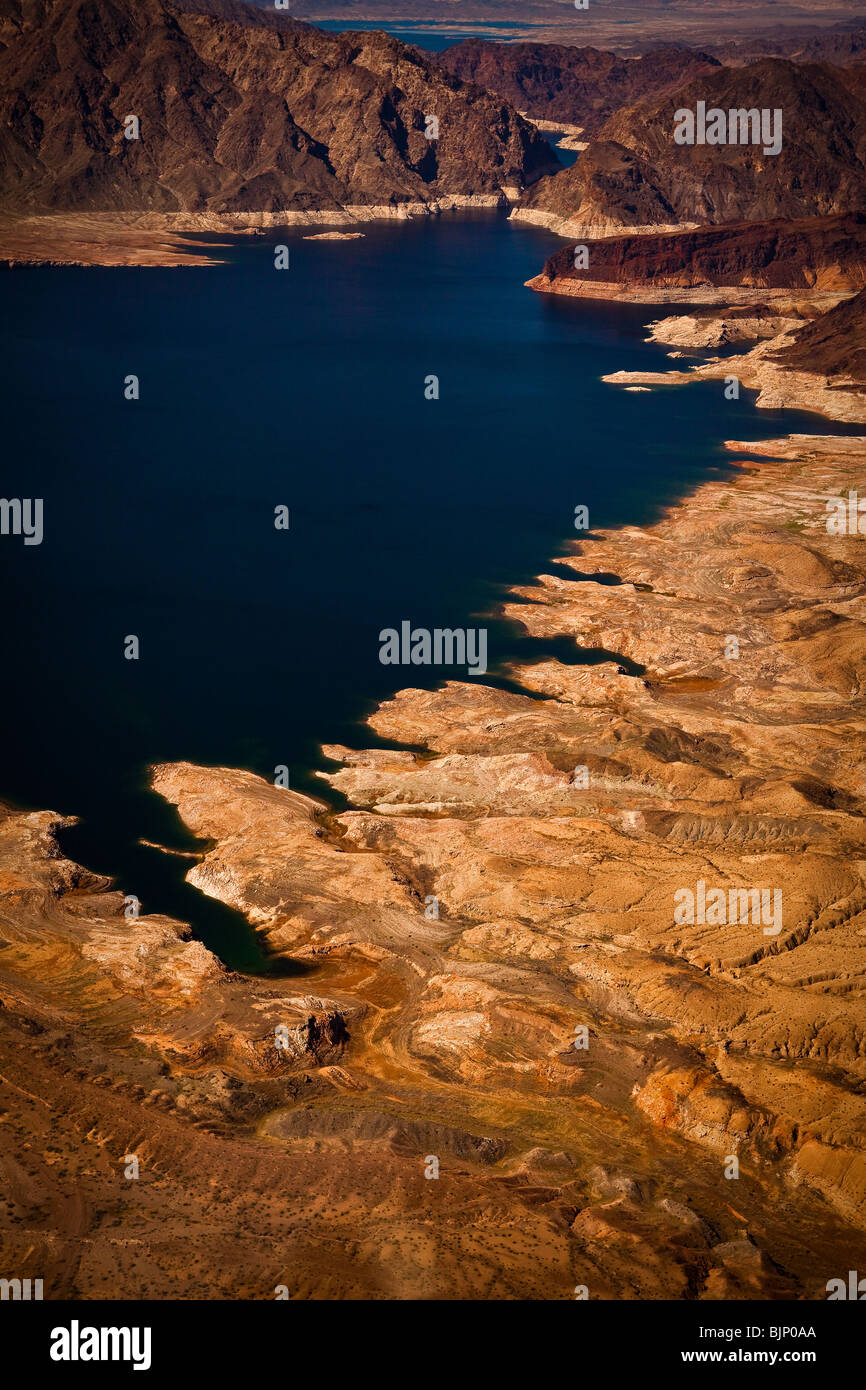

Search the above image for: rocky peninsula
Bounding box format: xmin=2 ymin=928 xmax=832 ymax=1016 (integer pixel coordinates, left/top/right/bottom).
xmin=3 ymin=417 xmax=865 ymax=1298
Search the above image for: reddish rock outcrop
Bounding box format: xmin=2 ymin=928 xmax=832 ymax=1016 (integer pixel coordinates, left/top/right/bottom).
xmin=529 ymin=215 xmax=866 ymax=296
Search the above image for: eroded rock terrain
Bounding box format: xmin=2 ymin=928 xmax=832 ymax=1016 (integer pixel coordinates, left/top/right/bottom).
xmin=0 ymin=0 xmax=555 ymax=261
xmin=437 ymin=39 xmax=720 ymax=133
xmin=513 ymin=60 xmax=866 ymax=237
xmin=2 ymin=0 xmax=865 ymax=1304
xmin=603 ymin=288 xmax=866 ymax=422
xmin=3 ymin=430 xmax=865 ymax=1299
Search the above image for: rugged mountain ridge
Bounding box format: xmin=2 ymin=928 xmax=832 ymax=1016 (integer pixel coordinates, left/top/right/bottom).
xmin=515 ymin=58 xmax=866 ymax=236
xmin=773 ymin=285 xmax=866 ymax=382
xmin=710 ymin=22 xmax=866 ymax=64
xmin=0 ymin=0 xmax=556 ymax=217
xmin=438 ymin=39 xmax=721 ymax=132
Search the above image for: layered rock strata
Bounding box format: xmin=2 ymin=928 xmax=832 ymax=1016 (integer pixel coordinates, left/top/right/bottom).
xmin=3 ymin=431 xmax=864 ymax=1298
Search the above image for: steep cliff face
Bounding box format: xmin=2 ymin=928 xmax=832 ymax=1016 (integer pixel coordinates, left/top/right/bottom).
xmin=0 ymin=0 xmax=557 ymax=215
xmin=530 ymin=215 xmax=866 ymax=294
xmin=438 ymin=39 xmax=720 ymax=131
xmin=516 ymin=59 xmax=866 ymax=235
xmin=773 ymin=285 xmax=866 ymax=382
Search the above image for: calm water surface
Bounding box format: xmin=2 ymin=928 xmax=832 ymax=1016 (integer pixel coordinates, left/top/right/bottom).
xmin=0 ymin=212 xmax=854 ymax=968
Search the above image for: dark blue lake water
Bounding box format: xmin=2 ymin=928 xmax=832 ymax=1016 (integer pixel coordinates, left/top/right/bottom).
xmin=0 ymin=212 xmax=853 ymax=969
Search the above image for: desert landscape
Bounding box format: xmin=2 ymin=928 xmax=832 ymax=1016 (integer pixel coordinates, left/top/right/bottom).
xmin=1 ymin=0 xmax=865 ymax=1320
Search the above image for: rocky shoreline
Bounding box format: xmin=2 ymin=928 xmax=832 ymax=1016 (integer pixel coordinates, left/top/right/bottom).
xmin=0 ymin=197 xmax=519 ymax=268
xmin=3 ymin=418 xmax=865 ymax=1297
xmin=525 ymin=239 xmax=866 ymax=422
xmin=520 ymin=115 xmax=589 ymax=153
xmin=526 ymin=276 xmax=849 ymax=309
xmin=511 ymin=207 xmax=699 ymax=239
xmin=602 ymin=304 xmax=866 ymax=423
xmin=3 ymin=0 xmax=865 ymax=1304
xmin=603 ymin=352 xmax=866 ymax=423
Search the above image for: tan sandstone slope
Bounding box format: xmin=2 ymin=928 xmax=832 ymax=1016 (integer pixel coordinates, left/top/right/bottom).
xmin=2 ymin=431 xmax=865 ymax=1299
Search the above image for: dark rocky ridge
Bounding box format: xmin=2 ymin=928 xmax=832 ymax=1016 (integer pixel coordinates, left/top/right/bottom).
xmin=0 ymin=0 xmax=557 ymax=216
xmin=438 ymin=39 xmax=721 ymax=132
xmin=710 ymin=23 xmax=866 ymax=65
xmin=774 ymin=285 xmax=866 ymax=382
xmin=517 ymin=58 xmax=866 ymax=233
xmin=532 ymin=215 xmax=866 ymax=293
